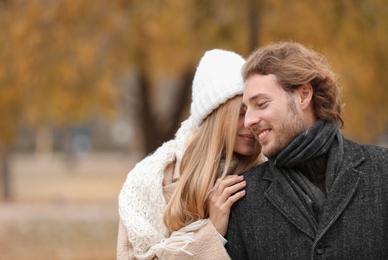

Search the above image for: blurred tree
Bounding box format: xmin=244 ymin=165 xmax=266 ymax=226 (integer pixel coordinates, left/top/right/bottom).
xmin=0 ymin=0 xmax=387 ymax=200
xmin=0 ymin=0 xmax=255 ymax=199
xmin=256 ymin=0 xmax=388 ymax=143
xmin=326 ymin=0 xmax=388 ymax=143
xmin=0 ymin=0 xmax=117 ymax=199
xmin=106 ymin=0 xmax=258 ymax=153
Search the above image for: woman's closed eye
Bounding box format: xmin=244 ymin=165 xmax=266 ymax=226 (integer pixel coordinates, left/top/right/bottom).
xmin=239 ymin=109 xmax=246 ymax=117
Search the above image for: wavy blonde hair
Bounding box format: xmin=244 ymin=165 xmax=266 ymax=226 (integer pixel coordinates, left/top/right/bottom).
xmin=163 ymin=95 xmax=263 ymax=232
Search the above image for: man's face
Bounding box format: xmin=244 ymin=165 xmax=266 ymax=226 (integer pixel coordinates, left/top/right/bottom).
xmin=242 ymin=74 xmax=306 ymax=158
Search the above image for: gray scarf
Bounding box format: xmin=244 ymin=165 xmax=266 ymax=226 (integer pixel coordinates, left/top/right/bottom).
xmin=268 ymin=119 xmax=344 ymax=234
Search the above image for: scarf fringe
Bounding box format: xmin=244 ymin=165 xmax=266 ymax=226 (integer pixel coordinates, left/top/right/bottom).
xmin=154 ymin=219 xmax=208 ymax=258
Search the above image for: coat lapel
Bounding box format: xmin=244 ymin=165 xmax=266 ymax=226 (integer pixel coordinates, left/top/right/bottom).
xmin=316 ymin=140 xmax=364 ymax=240
xmin=264 ymin=169 xmax=316 ymax=239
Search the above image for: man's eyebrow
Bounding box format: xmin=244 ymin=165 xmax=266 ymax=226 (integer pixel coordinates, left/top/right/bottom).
xmin=249 ymin=93 xmax=267 ymax=103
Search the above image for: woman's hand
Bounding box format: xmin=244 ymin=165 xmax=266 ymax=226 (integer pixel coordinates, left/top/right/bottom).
xmin=208 ymin=175 xmax=246 ymax=237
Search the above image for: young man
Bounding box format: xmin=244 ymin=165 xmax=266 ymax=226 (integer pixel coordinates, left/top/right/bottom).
xmin=226 ymin=41 xmax=388 ymax=260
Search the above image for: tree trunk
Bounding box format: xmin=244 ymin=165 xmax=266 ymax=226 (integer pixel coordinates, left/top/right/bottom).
xmin=138 ymin=67 xmax=160 ymax=154
xmin=0 ymin=147 xmax=11 ymax=201
xmin=248 ymin=0 xmax=261 ymax=52
xmin=163 ymin=68 xmax=194 ymax=141
xmin=137 ymin=67 xmax=194 ymax=155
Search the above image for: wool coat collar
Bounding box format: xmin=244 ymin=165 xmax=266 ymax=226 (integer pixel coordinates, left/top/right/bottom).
xmin=262 ymin=138 xmax=364 ymax=240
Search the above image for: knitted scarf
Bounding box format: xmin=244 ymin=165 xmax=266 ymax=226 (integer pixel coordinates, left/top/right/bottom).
xmin=118 ymin=118 xmax=200 ymax=259
xmin=268 ymin=119 xmax=344 ymax=233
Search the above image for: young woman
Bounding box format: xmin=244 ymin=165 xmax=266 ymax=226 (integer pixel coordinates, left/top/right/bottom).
xmin=117 ymin=49 xmax=265 ymax=259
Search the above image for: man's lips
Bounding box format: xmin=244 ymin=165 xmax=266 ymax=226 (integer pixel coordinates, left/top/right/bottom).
xmin=254 ymin=129 xmax=270 ymax=142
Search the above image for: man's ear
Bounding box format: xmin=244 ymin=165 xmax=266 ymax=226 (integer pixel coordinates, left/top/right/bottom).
xmin=298 ymin=83 xmax=313 ymax=110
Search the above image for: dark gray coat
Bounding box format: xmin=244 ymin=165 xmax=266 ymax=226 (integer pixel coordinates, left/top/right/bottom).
xmin=226 ymin=138 xmax=388 ymax=260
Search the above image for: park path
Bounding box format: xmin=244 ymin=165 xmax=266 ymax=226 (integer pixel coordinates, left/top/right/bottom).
xmin=1 ymin=152 xmax=137 ymax=223
xmin=0 ymin=202 xmax=119 ymax=223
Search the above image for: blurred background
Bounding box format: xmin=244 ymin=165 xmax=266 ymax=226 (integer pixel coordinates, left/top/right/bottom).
xmin=0 ymin=0 xmax=387 ymax=259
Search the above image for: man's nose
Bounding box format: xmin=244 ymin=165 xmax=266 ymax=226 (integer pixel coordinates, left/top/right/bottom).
xmin=244 ymin=108 xmax=260 ymax=129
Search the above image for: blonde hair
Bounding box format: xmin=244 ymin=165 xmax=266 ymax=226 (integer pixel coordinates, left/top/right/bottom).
xmin=163 ymin=95 xmax=262 ymax=232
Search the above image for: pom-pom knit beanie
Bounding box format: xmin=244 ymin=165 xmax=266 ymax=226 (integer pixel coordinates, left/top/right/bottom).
xmin=190 ymin=49 xmax=246 ymax=126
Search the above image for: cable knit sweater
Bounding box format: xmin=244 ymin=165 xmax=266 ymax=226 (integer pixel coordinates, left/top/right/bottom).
xmin=117 ymin=160 xmax=231 ymax=259
xmin=117 ymin=118 xmax=231 ymax=259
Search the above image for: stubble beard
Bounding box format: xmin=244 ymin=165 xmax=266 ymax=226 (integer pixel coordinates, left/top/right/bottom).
xmin=264 ymin=95 xmax=305 ymax=158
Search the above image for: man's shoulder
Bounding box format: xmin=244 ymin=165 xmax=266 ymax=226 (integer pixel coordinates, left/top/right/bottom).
xmin=239 ymin=161 xmax=273 ymax=196
xmin=344 ymin=138 xmax=388 ymax=177
xmin=241 ymin=161 xmax=271 ymax=180
xmin=360 ymin=143 xmax=388 ymax=157
xmin=232 ymin=162 xmax=271 ymax=213
xmin=344 ymin=138 xmax=388 ymax=161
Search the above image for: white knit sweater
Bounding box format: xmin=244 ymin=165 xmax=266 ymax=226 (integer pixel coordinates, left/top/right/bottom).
xmin=118 ymin=118 xmax=198 ymax=259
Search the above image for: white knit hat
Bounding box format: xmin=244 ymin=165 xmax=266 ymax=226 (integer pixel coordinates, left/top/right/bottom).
xmin=190 ymin=49 xmax=246 ymax=126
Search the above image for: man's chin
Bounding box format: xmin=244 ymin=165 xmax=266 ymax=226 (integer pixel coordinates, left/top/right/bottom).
xmin=262 ymin=146 xmax=281 ymax=159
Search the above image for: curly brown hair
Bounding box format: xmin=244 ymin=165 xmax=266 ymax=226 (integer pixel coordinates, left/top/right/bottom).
xmin=243 ymin=41 xmax=344 ymax=128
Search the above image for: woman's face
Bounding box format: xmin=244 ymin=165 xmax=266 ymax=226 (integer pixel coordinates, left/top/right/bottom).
xmin=233 ymin=107 xmax=258 ymax=156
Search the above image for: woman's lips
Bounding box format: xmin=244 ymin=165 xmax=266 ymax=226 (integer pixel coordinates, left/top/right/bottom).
xmin=239 ymin=134 xmax=256 ymax=142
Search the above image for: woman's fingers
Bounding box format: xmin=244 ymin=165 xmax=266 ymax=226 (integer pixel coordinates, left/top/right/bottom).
xmin=218 ymin=175 xmax=246 ymax=200
xmin=225 ymin=189 xmax=246 ymax=208
xmin=218 ymin=175 xmax=244 ymax=190
xmin=210 ymin=175 xmax=246 ymax=207
xmin=208 ymin=175 xmax=247 ymax=236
